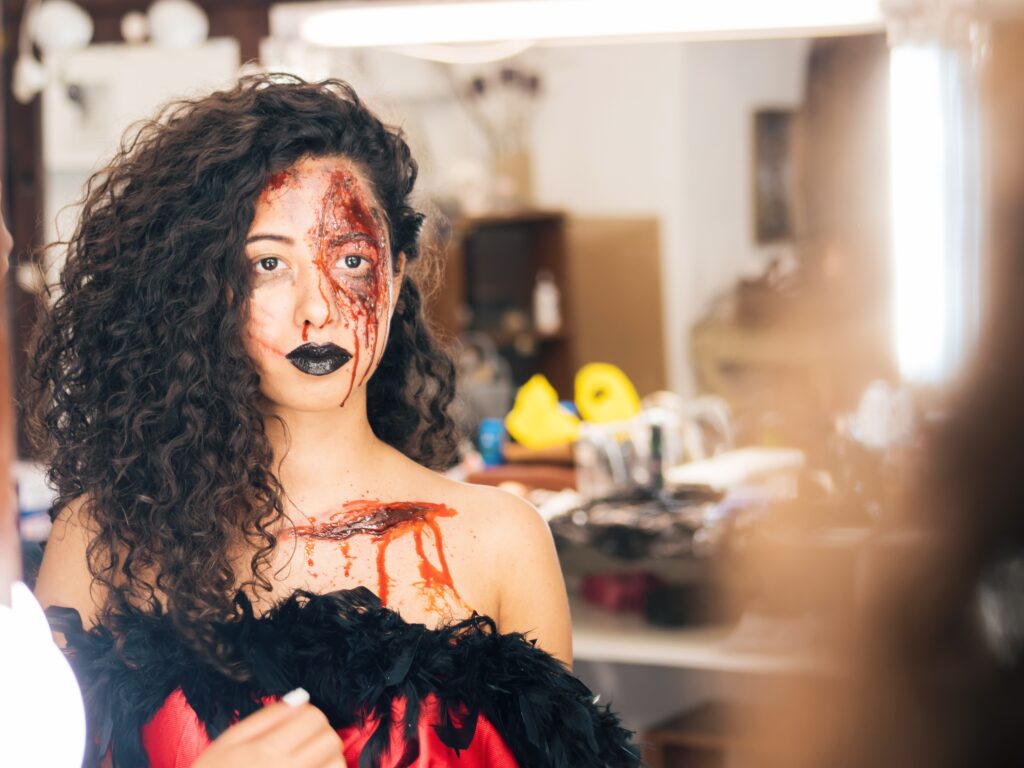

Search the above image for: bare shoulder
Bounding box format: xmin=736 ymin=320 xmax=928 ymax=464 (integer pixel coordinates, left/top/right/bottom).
xmin=375 ymin=454 xmax=573 ymax=665
xmin=383 ymin=453 xmax=547 ymax=537
xmin=424 ymin=475 xmax=554 ymax=557
xmin=449 ymin=480 xmax=547 ymax=532
xmin=444 ymin=480 xmax=573 ymax=667
xmin=34 ymin=496 xmax=106 ymax=636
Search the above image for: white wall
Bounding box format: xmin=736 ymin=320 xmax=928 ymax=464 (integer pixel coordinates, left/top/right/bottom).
xmin=528 ymin=39 xmax=809 ymax=394
xmin=676 ymin=39 xmax=809 ymax=372
xmin=40 ymin=40 xmax=241 ymax=287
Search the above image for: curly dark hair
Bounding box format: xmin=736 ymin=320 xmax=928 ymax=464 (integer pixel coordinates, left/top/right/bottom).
xmin=26 ymin=75 xmax=458 ymax=671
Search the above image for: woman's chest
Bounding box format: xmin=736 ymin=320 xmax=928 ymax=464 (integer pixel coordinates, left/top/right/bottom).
xmin=260 ymin=500 xmax=498 ymax=627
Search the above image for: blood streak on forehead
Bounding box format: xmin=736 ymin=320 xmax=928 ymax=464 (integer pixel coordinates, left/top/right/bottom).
xmin=258 ymin=169 xmax=298 ymax=205
xmin=320 ymin=169 xmax=381 ymax=239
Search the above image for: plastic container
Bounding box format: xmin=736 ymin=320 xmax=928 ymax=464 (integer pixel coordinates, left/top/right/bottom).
xmin=478 ymin=418 xmax=506 ymax=467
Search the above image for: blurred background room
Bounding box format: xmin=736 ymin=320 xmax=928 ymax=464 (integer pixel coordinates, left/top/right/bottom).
xmin=5 ymin=0 xmax=1024 ymax=766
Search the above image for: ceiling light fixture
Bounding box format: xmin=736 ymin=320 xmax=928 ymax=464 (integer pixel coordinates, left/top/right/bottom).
xmin=272 ymin=0 xmax=884 ymax=49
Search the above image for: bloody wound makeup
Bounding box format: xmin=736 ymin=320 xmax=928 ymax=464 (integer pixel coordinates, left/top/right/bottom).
xmin=292 ymin=500 xmax=468 ymax=613
xmin=306 ymin=168 xmax=391 ymax=406
xmin=261 ymin=168 xmax=295 ymax=201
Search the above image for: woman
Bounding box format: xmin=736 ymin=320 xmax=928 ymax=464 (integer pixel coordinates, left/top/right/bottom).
xmin=30 ymin=75 xmax=637 ymax=767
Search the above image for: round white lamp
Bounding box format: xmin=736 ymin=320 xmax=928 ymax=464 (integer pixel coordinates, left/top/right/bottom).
xmin=30 ymin=0 xmax=94 ymax=54
xmin=148 ymin=0 xmax=210 ymax=48
xmin=121 ymin=10 xmax=150 ymax=45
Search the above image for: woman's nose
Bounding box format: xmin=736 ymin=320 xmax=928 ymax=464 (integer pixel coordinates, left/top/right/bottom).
xmin=295 ymin=264 xmax=335 ymax=331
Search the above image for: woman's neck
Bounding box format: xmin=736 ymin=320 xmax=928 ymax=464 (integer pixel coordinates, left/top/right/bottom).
xmin=263 ymin=391 xmax=386 ymax=501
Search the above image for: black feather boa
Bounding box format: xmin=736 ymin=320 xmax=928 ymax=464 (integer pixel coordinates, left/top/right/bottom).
xmin=47 ymin=587 xmax=642 ymax=768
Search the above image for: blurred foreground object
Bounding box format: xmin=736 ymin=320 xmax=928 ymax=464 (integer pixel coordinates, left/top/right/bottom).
xmin=0 ymin=583 xmax=86 ymax=766
xmin=0 ymin=185 xmax=85 ymax=763
xmin=726 ymin=7 xmax=1024 ymax=767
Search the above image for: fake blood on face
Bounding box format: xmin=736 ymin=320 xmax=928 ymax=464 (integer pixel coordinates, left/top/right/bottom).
xmin=293 ymin=500 xmax=464 ymax=611
xmin=248 ymin=162 xmax=392 ymax=404
xmin=306 ymin=169 xmax=390 ymax=407
xmin=260 ymin=169 xmax=296 ymax=204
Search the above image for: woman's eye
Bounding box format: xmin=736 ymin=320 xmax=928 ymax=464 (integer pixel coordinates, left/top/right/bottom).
xmin=343 ymin=255 xmax=364 ymax=269
xmin=257 ymin=257 xmax=279 ymax=272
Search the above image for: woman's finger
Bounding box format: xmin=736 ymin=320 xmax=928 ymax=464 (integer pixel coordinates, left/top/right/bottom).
xmin=259 ymin=699 xmax=338 ymax=754
xmin=212 ymin=688 xmax=309 ymax=746
xmin=290 ymin=724 xmax=347 ymax=767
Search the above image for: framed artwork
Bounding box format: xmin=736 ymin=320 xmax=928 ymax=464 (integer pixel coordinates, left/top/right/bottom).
xmin=753 ymin=109 xmax=795 ymax=243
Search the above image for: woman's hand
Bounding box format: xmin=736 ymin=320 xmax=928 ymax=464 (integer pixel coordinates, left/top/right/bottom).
xmin=193 ymin=689 xmax=346 ymax=768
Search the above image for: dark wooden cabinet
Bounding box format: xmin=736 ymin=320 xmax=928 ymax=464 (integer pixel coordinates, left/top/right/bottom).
xmin=428 ymin=210 xmax=576 ymax=395
xmin=425 ymin=210 xmax=669 ymax=402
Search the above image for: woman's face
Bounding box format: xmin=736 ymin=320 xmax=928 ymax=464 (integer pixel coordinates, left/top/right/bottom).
xmin=243 ymin=156 xmax=400 ymax=412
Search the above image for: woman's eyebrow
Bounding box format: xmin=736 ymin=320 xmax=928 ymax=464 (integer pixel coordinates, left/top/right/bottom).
xmin=245 ymin=233 xmax=294 ymax=245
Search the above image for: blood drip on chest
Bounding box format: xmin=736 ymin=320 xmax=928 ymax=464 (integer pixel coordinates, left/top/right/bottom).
xmin=293 ymin=500 xmax=465 ymax=611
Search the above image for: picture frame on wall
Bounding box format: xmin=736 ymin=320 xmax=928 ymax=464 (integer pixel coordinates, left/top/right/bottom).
xmin=753 ymin=109 xmax=796 ymax=244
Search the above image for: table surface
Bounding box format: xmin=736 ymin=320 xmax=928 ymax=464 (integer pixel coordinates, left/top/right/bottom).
xmin=570 ymin=598 xmax=827 ymax=675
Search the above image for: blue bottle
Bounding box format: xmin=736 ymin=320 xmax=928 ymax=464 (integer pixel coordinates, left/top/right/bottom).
xmin=478 ymin=418 xmax=506 ymax=466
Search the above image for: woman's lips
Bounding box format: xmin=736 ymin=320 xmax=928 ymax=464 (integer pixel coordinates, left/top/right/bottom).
xmin=285 ymin=342 xmax=353 ymax=376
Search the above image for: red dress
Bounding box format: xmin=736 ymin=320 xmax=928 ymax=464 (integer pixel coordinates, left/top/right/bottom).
xmin=142 ymin=689 xmax=518 ymax=767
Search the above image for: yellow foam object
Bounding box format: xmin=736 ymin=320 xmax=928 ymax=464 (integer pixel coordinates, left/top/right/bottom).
xmin=575 ymin=363 xmax=641 ymax=423
xmin=505 ymin=374 xmax=581 ymax=450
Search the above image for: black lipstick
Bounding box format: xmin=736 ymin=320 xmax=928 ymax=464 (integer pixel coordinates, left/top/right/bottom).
xmin=285 ymin=343 xmax=352 ymax=376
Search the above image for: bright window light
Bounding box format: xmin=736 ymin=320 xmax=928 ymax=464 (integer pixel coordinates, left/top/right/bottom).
xmin=278 ymin=0 xmax=884 ymax=48
xmin=890 ymin=45 xmax=948 ymax=385
xmin=889 ymin=42 xmax=980 ymax=386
